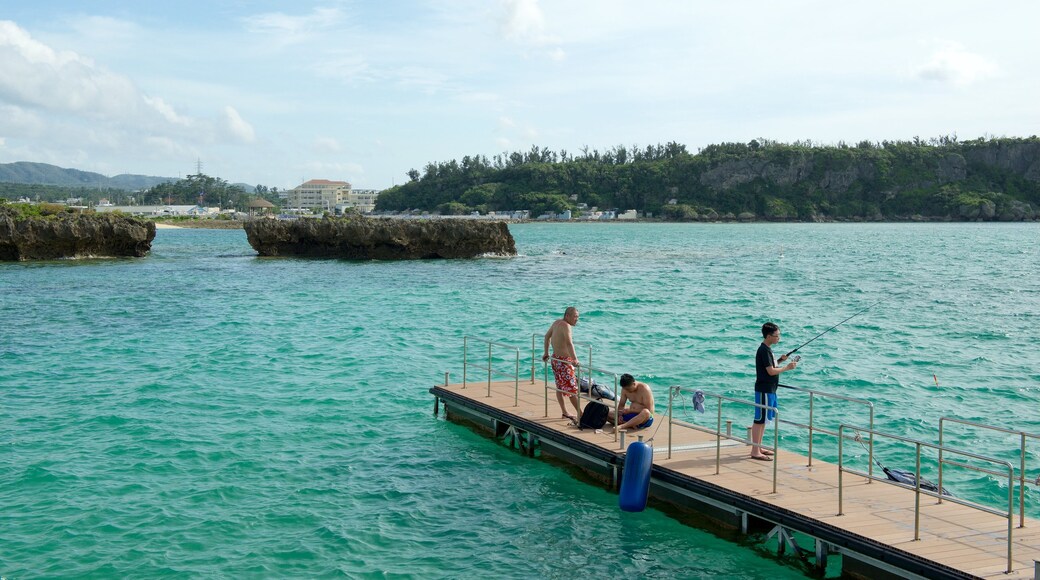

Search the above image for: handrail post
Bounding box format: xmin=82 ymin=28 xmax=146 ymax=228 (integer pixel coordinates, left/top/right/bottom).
xmin=913 ymin=442 xmax=922 ymax=541
xmin=715 ymin=395 xmax=723 ymax=475
xmin=837 ymin=426 xmax=844 ymax=516
xmin=771 ymin=409 xmax=779 ymax=494
xmin=1019 ymin=432 xmax=1026 ymax=528
xmin=867 ymin=405 xmax=875 ymax=482
xmin=462 ymin=336 xmax=468 ymax=387
xmin=612 ymin=374 xmax=619 ymax=443
xmin=938 ymin=417 xmax=945 ymax=505
xmin=668 ymin=386 xmax=675 ymax=459
xmin=486 ymin=342 xmax=492 ymax=397
xmin=807 ymin=393 xmax=815 ymax=467
xmin=530 ymin=335 xmax=536 ymax=383
xmin=1007 ymin=464 xmax=1015 ymax=573
xmin=543 ymin=359 xmax=548 ymax=418
xmin=514 ymin=349 xmax=520 ymax=406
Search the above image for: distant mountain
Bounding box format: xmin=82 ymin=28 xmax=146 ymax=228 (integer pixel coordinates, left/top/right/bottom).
xmin=0 ymin=161 xmax=179 ymax=191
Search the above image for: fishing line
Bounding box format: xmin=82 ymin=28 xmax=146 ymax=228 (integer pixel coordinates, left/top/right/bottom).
xmin=782 ymin=297 xmax=888 ymax=359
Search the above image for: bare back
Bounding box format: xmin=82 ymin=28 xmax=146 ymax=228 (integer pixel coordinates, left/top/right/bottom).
xmin=545 ymin=319 xmax=576 ymax=360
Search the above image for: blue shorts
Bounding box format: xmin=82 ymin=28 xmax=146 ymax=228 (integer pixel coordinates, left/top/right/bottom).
xmin=753 ymin=392 xmax=777 ymax=424
xmin=622 ymin=412 xmax=653 ymax=429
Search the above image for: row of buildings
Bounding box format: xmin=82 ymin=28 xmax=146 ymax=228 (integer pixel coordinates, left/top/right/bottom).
xmin=87 ymin=179 xmax=381 ymax=217
xmin=282 ymin=180 xmax=379 ymax=214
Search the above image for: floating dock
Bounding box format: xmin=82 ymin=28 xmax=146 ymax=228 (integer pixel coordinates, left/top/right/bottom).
xmin=431 ymin=371 xmax=1040 ymax=579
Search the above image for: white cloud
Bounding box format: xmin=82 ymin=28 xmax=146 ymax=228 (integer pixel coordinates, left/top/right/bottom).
xmin=313 ymin=52 xmax=372 ymax=84
xmin=242 ymin=7 xmax=344 ymax=46
xmin=0 ymin=18 xmax=262 ymax=172
xmin=144 ymin=96 xmax=192 ymax=127
xmin=312 ymin=137 xmax=342 ymax=154
xmin=0 ymin=20 xmax=140 ymax=118
xmin=221 ymin=106 xmax=255 ymax=143
xmin=501 ymin=0 xmax=547 ymax=42
xmin=915 ymin=43 xmax=997 ymax=87
xmin=499 ymin=0 xmax=564 ymax=59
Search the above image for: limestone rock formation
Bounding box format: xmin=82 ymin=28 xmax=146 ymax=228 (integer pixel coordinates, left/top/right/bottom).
xmin=244 ymin=216 xmax=517 ymax=259
xmin=0 ymin=208 xmax=156 ymax=261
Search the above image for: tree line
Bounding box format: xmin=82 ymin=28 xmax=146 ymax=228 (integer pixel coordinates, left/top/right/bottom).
xmin=375 ymin=136 xmax=1040 ymax=221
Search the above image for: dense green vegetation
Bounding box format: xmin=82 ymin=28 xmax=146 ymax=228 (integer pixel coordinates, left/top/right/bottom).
xmin=0 ymin=201 xmax=139 ymax=224
xmin=376 ymin=136 xmax=1040 ymax=221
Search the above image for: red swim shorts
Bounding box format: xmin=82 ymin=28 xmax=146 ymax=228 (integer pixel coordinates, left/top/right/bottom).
xmin=551 ymin=354 xmax=578 ymax=395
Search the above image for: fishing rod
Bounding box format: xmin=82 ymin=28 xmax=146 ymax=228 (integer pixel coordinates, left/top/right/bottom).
xmin=782 ymin=298 xmax=887 ymax=359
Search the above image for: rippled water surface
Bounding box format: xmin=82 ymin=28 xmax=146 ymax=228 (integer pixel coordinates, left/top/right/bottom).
xmin=2 ymin=222 xmax=1039 ymax=578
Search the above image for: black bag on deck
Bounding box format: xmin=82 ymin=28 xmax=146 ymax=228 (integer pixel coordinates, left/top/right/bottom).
xmin=579 ymin=401 xmax=609 ymax=430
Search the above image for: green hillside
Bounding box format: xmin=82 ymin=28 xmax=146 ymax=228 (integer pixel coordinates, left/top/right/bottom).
xmin=376 ymin=136 xmax=1040 ymax=221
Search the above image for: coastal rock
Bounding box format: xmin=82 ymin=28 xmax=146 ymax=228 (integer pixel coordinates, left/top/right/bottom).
xmin=244 ymin=216 xmax=517 ymax=259
xmin=0 ymin=209 xmax=156 ymax=261
xmin=819 ymin=162 xmax=876 ymax=193
xmin=937 ymin=153 xmax=967 ymax=183
xmin=997 ymin=200 xmax=1035 ymax=221
xmin=962 ymin=141 xmax=1040 ymax=180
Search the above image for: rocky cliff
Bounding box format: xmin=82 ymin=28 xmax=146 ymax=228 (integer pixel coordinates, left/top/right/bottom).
xmin=244 ymin=217 xmax=517 ymax=259
xmin=0 ymin=208 xmax=156 ymax=261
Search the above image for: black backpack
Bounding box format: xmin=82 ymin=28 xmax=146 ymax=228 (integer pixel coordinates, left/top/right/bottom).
xmin=579 ymin=401 xmax=609 ymax=430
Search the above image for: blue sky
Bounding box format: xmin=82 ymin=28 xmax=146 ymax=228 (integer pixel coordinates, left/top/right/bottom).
xmin=1 ymin=1 xmax=1038 ymax=190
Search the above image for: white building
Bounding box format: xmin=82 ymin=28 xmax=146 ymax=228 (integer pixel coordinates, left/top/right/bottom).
xmin=287 ymin=180 xmax=380 ymax=213
xmin=287 ymin=179 xmax=350 ymax=212
xmin=349 ymin=189 xmax=380 ymax=214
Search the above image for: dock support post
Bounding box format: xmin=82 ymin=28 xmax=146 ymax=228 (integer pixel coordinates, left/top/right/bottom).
xmin=434 ymin=397 xmax=440 ymax=416
xmin=815 ymin=539 xmax=829 ymax=572
xmin=739 ymin=511 xmax=748 ymax=534
xmin=766 ymin=525 xmax=801 ymax=557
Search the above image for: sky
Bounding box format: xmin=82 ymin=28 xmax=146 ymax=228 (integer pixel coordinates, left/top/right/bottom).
xmin=1 ymin=1 xmax=1038 ymax=191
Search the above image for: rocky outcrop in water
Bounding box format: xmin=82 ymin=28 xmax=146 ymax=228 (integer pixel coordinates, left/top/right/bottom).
xmin=244 ymin=216 xmax=516 ymax=259
xmin=0 ymin=208 xmax=156 ymax=261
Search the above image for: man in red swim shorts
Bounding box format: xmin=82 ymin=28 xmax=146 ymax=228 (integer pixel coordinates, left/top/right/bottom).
xmin=542 ymin=306 xmax=582 ymax=422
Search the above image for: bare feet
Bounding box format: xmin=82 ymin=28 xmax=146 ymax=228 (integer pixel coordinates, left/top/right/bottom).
xmin=749 ymin=454 xmax=773 ymax=461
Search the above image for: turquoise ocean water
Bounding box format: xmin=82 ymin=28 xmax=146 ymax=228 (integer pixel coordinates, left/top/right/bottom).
xmin=2 ymin=222 xmax=1039 ymax=578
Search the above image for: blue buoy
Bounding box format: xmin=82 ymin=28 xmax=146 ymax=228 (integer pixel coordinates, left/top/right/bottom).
xmin=619 ymin=438 xmax=653 ymax=512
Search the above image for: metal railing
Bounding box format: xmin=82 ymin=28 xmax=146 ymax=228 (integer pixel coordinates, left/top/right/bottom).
xmin=938 ymin=417 xmax=1040 ymax=528
xmin=667 ymin=386 xmax=780 ymax=493
xmin=838 ymin=424 xmax=1016 ymax=573
xmin=462 ymin=336 xmax=521 ymax=405
xmin=779 ymin=383 xmax=875 ymax=476
xmin=530 ymin=334 xmax=592 ymax=382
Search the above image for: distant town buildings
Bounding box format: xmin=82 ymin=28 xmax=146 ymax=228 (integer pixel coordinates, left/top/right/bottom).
xmin=94 ymin=204 xmax=224 ymax=217
xmin=286 ymin=179 xmax=348 ymax=212
xmin=286 ymin=180 xmax=380 ymax=213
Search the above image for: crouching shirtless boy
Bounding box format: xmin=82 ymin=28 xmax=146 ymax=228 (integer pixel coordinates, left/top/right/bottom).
xmin=607 ymin=373 xmax=654 ymax=431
